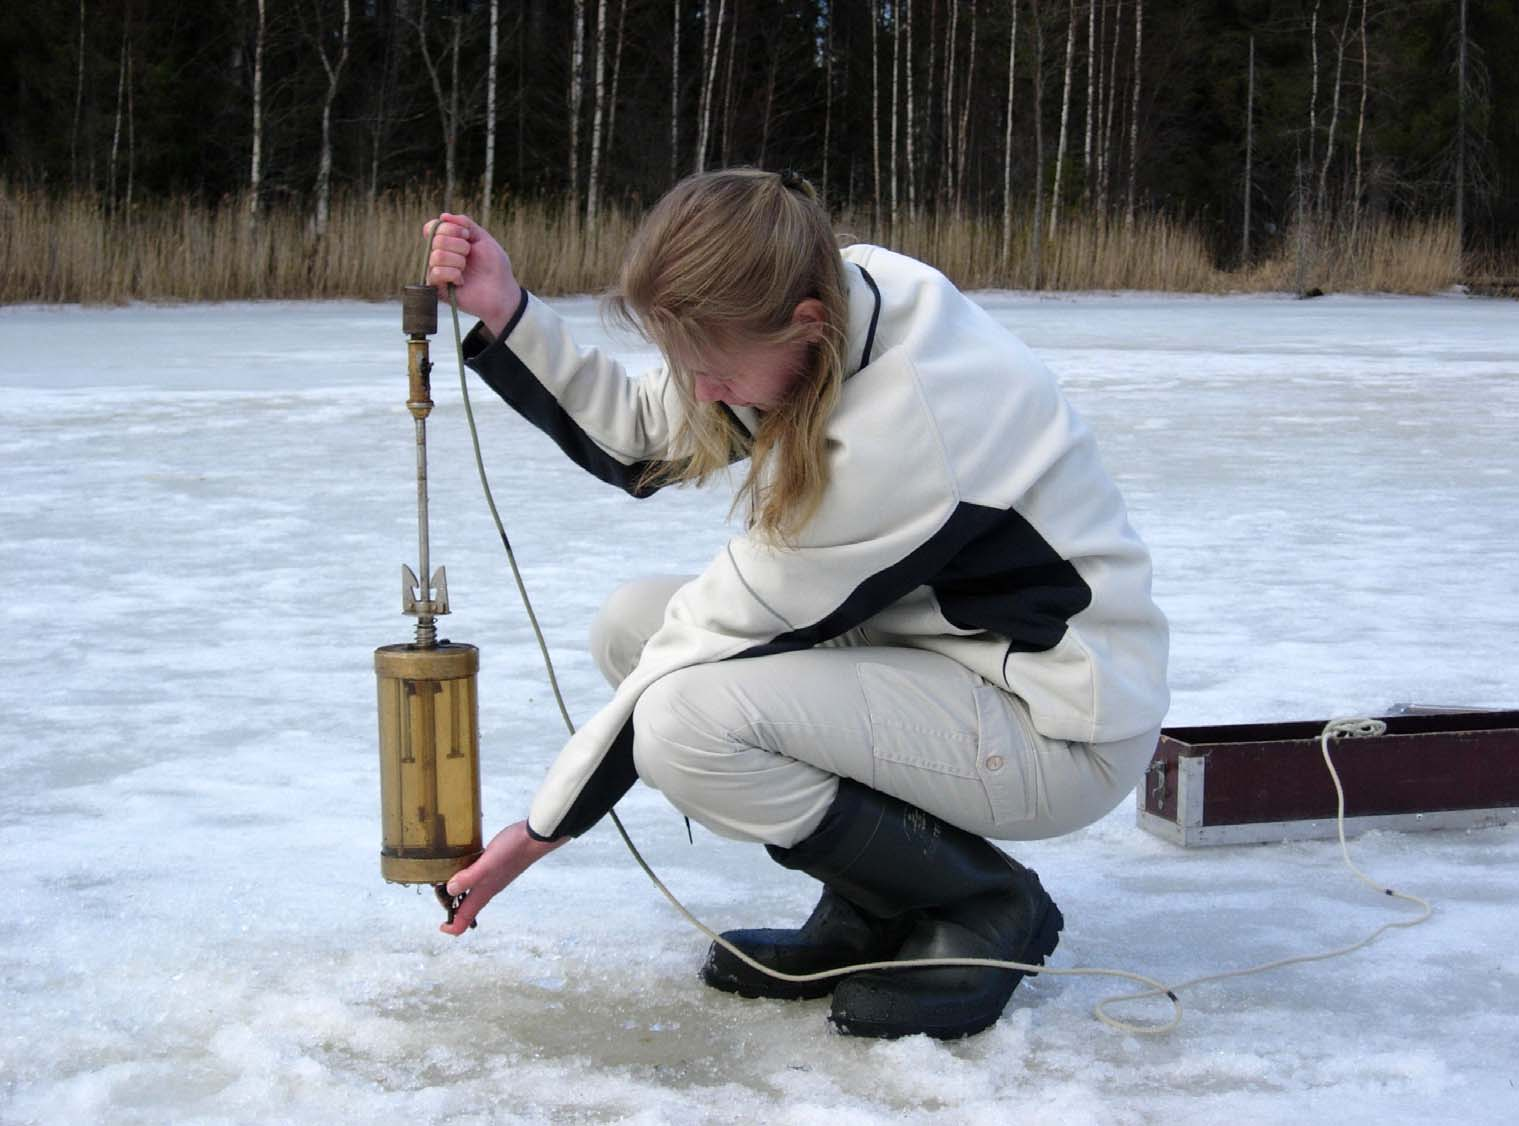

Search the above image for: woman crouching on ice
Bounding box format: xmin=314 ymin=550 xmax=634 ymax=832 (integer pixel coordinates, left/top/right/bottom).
xmin=423 ymin=168 xmax=1168 ymax=1040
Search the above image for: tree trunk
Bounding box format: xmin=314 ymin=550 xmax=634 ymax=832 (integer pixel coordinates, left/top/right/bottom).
xmin=1242 ymin=33 xmax=1253 ymax=264
xmin=905 ymin=0 xmax=916 ymax=218
xmin=72 ymin=0 xmax=87 ymax=191
xmin=871 ymin=0 xmax=881 ymax=236
xmin=890 ymin=2 xmax=900 ymax=233
xmin=670 ymin=0 xmax=679 ymax=183
xmin=720 ymin=0 xmax=738 ymax=166
xmin=1351 ymin=0 xmax=1367 ymax=240
xmin=570 ymin=0 xmax=585 ymax=213
xmin=1031 ymin=0 xmax=1045 ymax=287
xmin=955 ymin=1 xmax=978 ymax=216
xmin=1308 ymin=0 xmax=1320 ymax=203
xmin=1456 ymin=0 xmax=1467 ymax=249
xmin=1001 ymin=0 xmax=1019 ymax=264
xmin=1318 ymin=1 xmax=1352 ymax=216
xmin=587 ymin=0 xmax=607 ymax=223
xmin=1125 ymin=0 xmax=1141 ymax=228
xmin=368 ymin=3 xmax=401 ymax=204
xmin=1050 ymin=0 xmax=1076 ymax=238
xmin=1081 ymin=0 xmax=1094 ymax=209
xmin=696 ymin=0 xmax=726 ymax=173
xmin=313 ymin=0 xmax=352 ymax=242
xmin=483 ymin=0 xmax=498 ymax=225
xmin=249 ymin=0 xmax=265 ymax=219
xmin=108 ymin=24 xmax=126 ymax=212
xmin=941 ymin=0 xmax=957 ymax=210
xmin=1099 ymin=0 xmax=1122 ymax=216
xmin=607 ymin=0 xmax=626 ymax=185
xmin=416 ymin=0 xmax=462 ymax=209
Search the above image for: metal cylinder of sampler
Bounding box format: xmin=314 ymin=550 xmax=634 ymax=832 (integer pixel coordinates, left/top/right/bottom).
xmin=375 ymin=641 xmax=482 ymax=884
xmin=375 ymin=283 xmax=483 ymax=889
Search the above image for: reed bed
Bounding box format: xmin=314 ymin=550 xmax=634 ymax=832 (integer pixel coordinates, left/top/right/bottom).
xmin=0 ymin=183 xmax=1471 ymax=305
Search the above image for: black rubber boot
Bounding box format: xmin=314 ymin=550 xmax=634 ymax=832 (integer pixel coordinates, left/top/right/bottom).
xmin=765 ymin=778 xmax=1064 ymax=1040
xmin=699 ymin=886 xmax=915 ymax=1000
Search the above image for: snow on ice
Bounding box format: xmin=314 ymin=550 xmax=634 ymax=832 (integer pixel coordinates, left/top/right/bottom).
xmin=0 ymin=290 xmax=1516 ymax=1124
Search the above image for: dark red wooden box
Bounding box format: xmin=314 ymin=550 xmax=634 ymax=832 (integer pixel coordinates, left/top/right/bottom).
xmin=1135 ymin=709 xmax=1519 ymax=846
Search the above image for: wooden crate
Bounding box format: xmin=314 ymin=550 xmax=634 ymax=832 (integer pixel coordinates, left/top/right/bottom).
xmin=1135 ymin=710 xmax=1519 ymax=847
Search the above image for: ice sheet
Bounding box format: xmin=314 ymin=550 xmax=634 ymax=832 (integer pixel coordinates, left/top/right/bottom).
xmin=1 ymin=290 xmax=1516 ymax=1124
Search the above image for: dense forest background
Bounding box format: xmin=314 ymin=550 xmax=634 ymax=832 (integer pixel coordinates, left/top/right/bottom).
xmin=2 ymin=0 xmax=1514 ymax=300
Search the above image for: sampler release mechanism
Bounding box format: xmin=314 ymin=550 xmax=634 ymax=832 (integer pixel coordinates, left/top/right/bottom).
xmin=374 ymin=284 xmax=483 ymax=918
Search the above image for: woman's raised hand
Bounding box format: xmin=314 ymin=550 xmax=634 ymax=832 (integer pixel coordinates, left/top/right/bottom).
xmin=422 ymin=213 xmax=524 ymax=338
xmin=437 ymin=819 xmax=568 ymax=936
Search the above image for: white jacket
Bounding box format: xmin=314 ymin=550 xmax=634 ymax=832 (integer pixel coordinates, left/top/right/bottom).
xmin=465 ymin=245 xmax=1169 ymax=840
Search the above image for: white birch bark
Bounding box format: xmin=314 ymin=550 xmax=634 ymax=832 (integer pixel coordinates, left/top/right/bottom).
xmin=587 ymin=0 xmax=608 ymax=223
xmin=72 ymin=0 xmax=87 ymax=190
xmin=1031 ymin=0 xmax=1046 ymax=286
xmin=1318 ymin=1 xmax=1352 ymax=215
xmin=890 ymin=2 xmax=900 ymax=233
xmin=570 ymin=0 xmax=585 ymax=213
xmin=696 ymin=0 xmax=726 ymax=173
xmin=905 ymin=0 xmax=916 ymax=218
xmin=109 ymin=26 xmax=125 ymax=210
xmin=871 ymin=0 xmax=881 ymax=234
xmin=1308 ymin=0 xmax=1320 ymax=199
xmin=1050 ymin=0 xmax=1076 ymax=238
xmin=1081 ymin=0 xmax=1094 ymax=208
xmin=312 ymin=0 xmax=351 ymax=242
xmin=607 ymin=0 xmax=626 ymax=179
xmin=249 ymin=0 xmax=265 ymax=219
xmin=720 ymin=0 xmax=738 ymax=165
xmin=1352 ymin=0 xmax=1367 ymax=237
xmin=1001 ymin=0 xmax=1020 ymax=264
xmin=416 ymin=0 xmax=462 ymax=209
xmin=1099 ymin=0 xmax=1122 ymax=216
xmin=941 ymin=0 xmax=955 ymax=209
xmin=955 ymin=1 xmax=978 ymax=215
xmin=1125 ymin=0 xmax=1141 ymax=228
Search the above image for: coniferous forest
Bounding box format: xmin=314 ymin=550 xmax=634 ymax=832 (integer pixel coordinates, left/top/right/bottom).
xmin=2 ymin=0 xmax=1515 ymax=301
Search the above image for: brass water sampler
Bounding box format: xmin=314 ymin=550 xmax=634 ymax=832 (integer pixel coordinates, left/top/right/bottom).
xmin=374 ymin=285 xmax=482 ymax=918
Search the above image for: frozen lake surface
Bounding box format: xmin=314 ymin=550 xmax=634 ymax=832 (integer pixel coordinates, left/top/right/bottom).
xmin=2 ymin=290 xmax=1516 ymax=1124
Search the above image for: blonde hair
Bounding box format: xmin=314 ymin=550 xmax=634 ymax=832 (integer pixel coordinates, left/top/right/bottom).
xmin=605 ymin=168 xmax=849 ymax=544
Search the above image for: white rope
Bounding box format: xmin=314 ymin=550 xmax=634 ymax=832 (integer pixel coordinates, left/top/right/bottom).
xmin=441 ymin=267 xmax=1433 ymax=1036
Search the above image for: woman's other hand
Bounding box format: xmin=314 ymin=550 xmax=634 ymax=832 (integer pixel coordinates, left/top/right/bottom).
xmin=423 ymin=213 xmax=524 ymax=339
xmin=438 ymin=819 xmax=567 ymax=936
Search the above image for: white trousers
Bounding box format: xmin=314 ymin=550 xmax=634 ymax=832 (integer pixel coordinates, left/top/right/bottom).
xmin=593 ymin=575 xmax=1161 ymax=849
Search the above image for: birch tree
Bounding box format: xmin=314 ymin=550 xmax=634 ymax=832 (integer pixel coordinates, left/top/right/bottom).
xmin=955 ymin=1 xmax=978 ymax=216
xmin=606 ymin=0 xmax=626 ymax=185
xmin=415 ymin=0 xmax=465 ymax=209
xmin=1001 ymin=0 xmax=1020 ymax=264
xmin=871 ymin=0 xmax=882 ymax=234
xmin=248 ymin=0 xmax=265 ymax=219
xmin=1125 ymin=0 xmax=1142 ymax=227
xmin=890 ymin=1 xmax=900 ymax=232
xmin=695 ymin=0 xmax=727 ymax=173
xmin=1318 ymin=1 xmax=1354 ymax=216
xmin=307 ymin=0 xmax=351 ymax=241
xmin=72 ymin=1 xmax=87 ymax=190
xmin=483 ymin=0 xmax=498 ymax=225
xmin=1030 ymin=0 xmax=1047 ymax=286
xmin=569 ymin=0 xmax=585 ymax=213
xmin=587 ymin=0 xmax=608 ymax=223
xmin=1351 ymin=0 xmax=1368 ymax=239
xmin=108 ymin=19 xmax=127 ymax=212
xmin=1081 ymin=0 xmax=1094 ymax=208
xmin=1308 ymin=0 xmax=1321 ymax=201
xmin=1050 ymin=0 xmax=1077 ymax=238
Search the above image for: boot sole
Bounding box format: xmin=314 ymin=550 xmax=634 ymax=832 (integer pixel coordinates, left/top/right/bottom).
xmin=828 ymin=893 xmax=1065 ymax=1040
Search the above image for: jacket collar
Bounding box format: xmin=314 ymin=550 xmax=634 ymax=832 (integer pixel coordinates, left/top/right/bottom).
xmin=845 ymin=263 xmax=883 ymax=377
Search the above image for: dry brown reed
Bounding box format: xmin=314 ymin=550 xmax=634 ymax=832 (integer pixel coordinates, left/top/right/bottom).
xmin=0 ymin=182 xmax=1471 ymax=305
